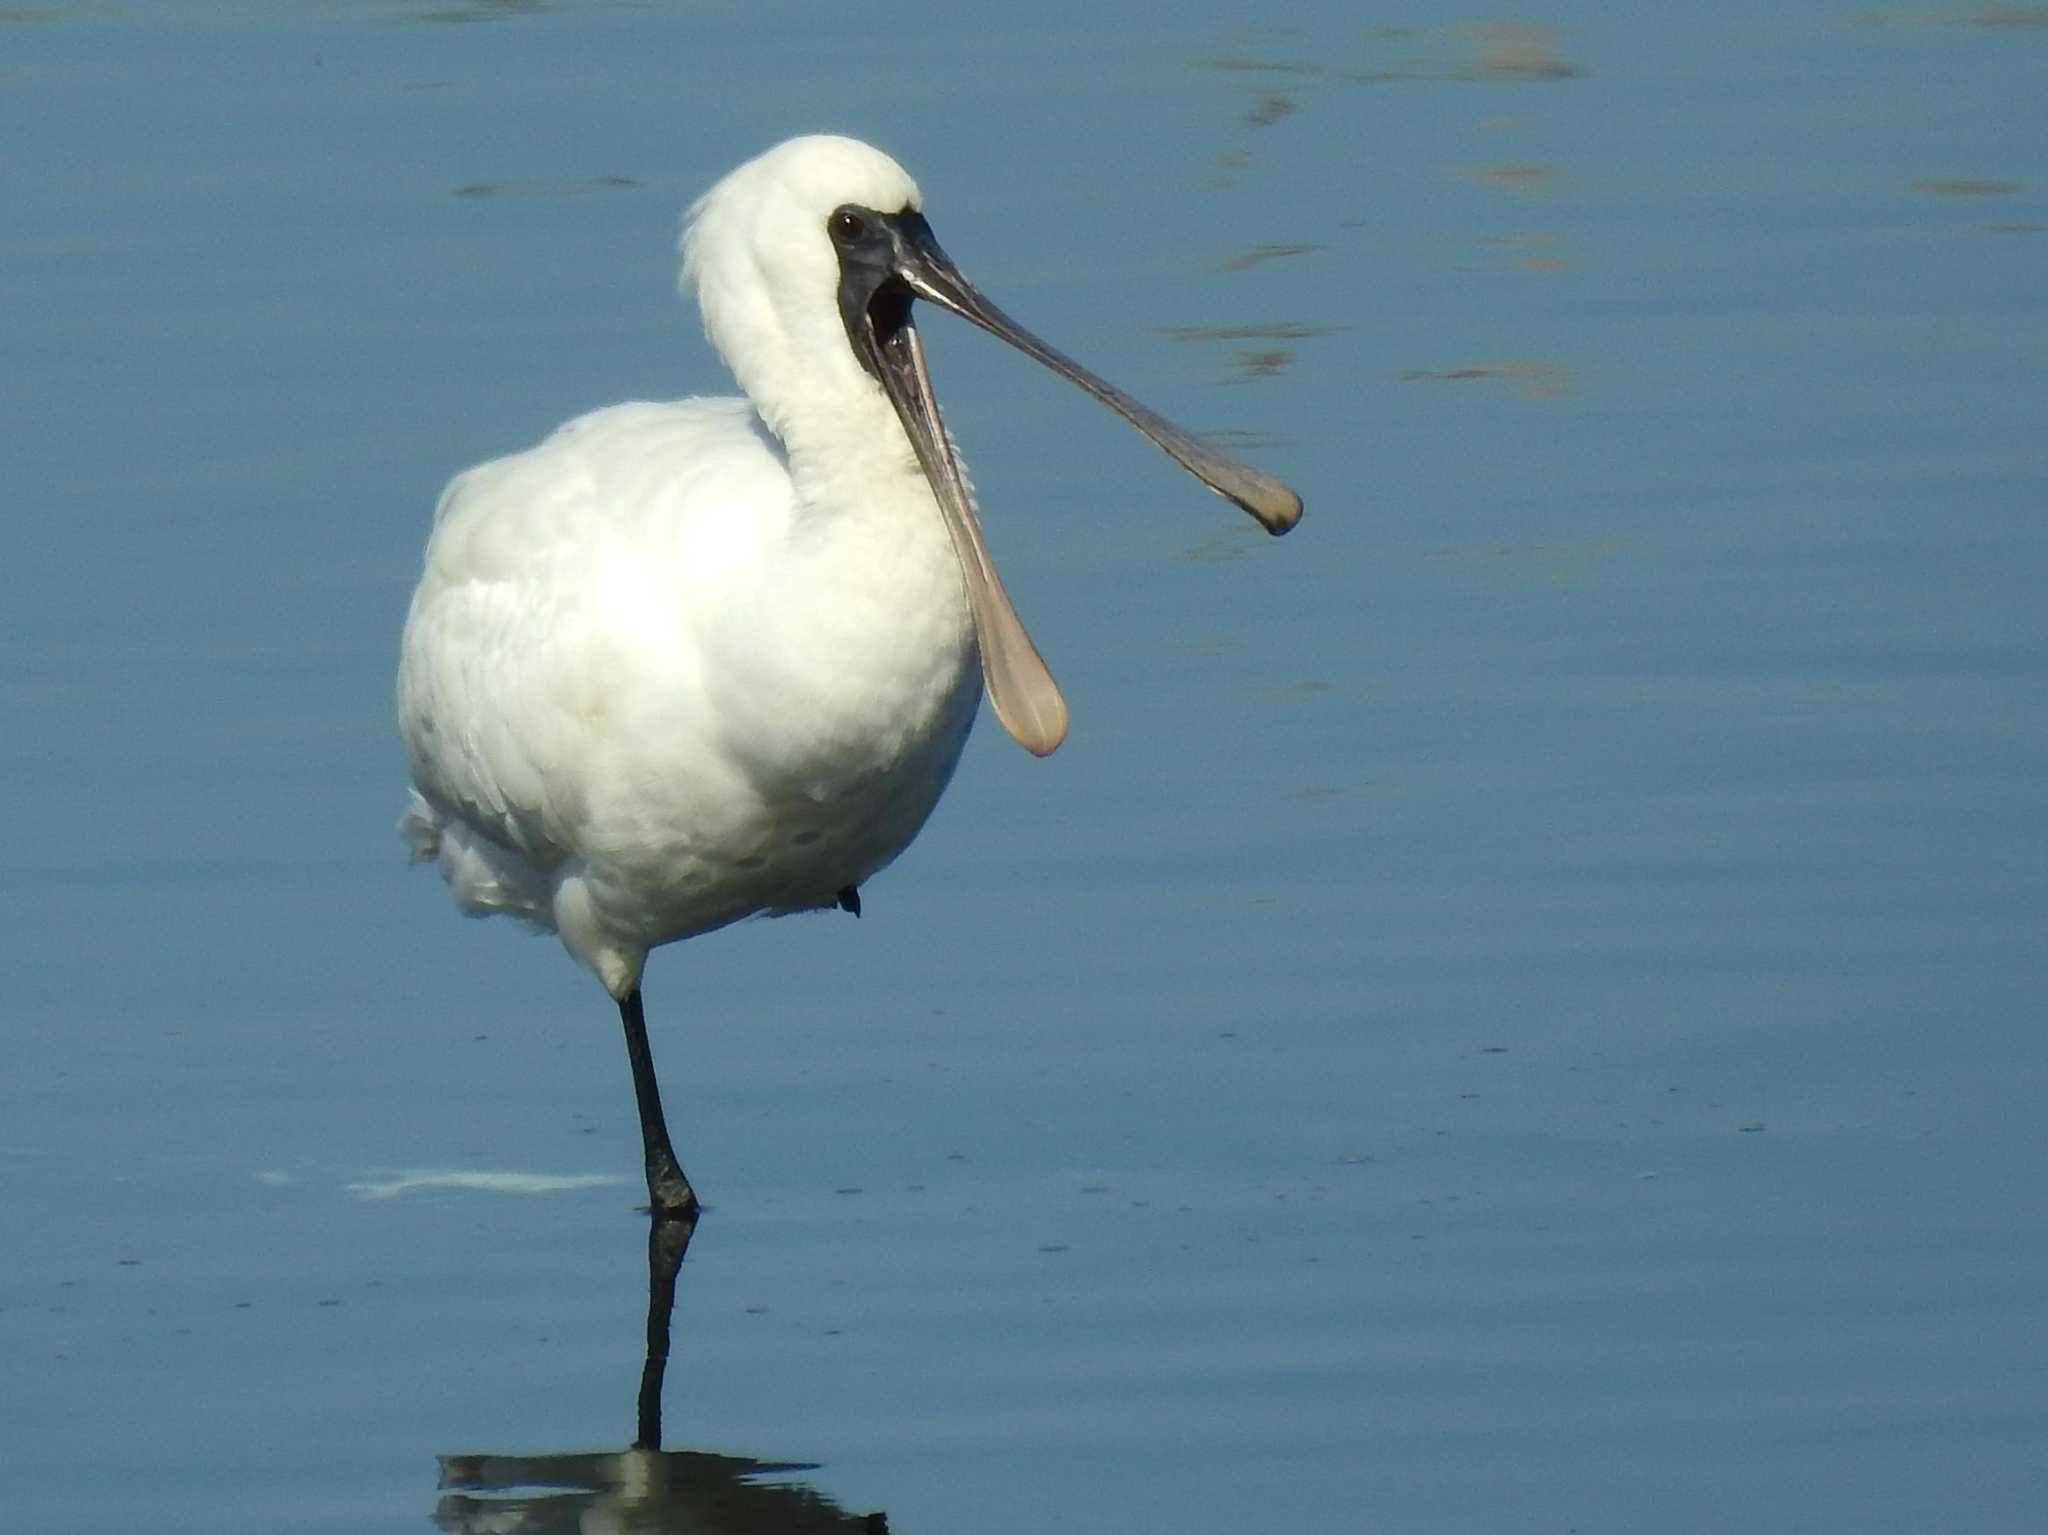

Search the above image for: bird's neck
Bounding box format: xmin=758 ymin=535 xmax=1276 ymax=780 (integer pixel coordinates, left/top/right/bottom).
xmin=706 ymin=294 xmax=976 ymax=648
xmin=737 ymin=336 xmax=939 ymax=535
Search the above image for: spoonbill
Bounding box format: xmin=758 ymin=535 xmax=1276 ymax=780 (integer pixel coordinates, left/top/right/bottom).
xmin=397 ymin=135 xmax=1301 ymax=1225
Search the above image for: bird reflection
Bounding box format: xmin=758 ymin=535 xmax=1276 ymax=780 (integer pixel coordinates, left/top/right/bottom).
xmin=436 ymin=1207 xmax=888 ymax=1532
xmin=434 ymin=1448 xmax=886 ymax=1534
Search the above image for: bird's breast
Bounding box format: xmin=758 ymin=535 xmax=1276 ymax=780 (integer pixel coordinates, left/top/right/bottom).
xmin=582 ymin=459 xmax=986 ymax=943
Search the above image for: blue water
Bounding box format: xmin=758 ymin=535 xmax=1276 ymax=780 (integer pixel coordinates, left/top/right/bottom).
xmin=4 ymin=4 xmax=2045 ymax=1532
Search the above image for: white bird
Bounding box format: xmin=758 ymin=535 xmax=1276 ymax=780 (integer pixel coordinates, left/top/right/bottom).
xmin=397 ymin=135 xmax=1301 ymax=1224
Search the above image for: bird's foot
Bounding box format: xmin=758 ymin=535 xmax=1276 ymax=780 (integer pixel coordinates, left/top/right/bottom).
xmin=647 ymin=1192 xmax=699 ymax=1225
xmin=644 ymin=1158 xmax=700 ymax=1225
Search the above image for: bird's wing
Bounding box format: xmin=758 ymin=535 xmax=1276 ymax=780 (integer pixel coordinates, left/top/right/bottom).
xmin=396 ymin=398 xmax=795 ymax=873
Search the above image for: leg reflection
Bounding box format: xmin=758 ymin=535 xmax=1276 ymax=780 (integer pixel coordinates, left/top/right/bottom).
xmin=437 ymin=1205 xmax=890 ymax=1532
xmin=635 ymin=1206 xmax=699 ymax=1451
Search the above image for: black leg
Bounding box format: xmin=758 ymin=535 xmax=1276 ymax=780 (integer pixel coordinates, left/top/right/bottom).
xmin=618 ymin=986 xmax=699 ymax=1221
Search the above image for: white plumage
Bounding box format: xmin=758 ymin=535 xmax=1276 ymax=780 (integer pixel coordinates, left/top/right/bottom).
xmin=398 ymin=135 xmax=1299 ymax=1221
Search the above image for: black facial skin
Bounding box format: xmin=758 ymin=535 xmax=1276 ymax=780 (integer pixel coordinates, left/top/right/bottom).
xmin=830 ymin=203 xmax=933 ymax=383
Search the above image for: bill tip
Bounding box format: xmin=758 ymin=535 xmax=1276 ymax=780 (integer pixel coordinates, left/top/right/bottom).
xmin=1254 ymin=485 xmax=1304 ymax=535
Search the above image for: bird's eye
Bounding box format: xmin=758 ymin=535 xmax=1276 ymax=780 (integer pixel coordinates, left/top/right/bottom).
xmin=828 ymin=207 xmax=866 ymax=245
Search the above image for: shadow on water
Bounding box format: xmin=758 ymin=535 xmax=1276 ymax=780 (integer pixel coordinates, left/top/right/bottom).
xmin=435 ymin=1211 xmax=890 ymax=1533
